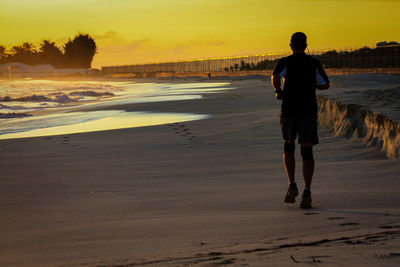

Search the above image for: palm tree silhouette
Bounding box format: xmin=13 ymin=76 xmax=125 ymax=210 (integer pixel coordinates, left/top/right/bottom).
xmin=64 ymin=34 xmax=97 ymax=68
xmin=40 ymin=40 xmax=62 ymax=56
xmin=39 ymin=40 xmax=63 ymax=67
xmin=22 ymin=42 xmax=36 ymax=54
xmin=0 ymin=33 xmax=97 ymax=68
xmin=0 ymin=45 xmax=6 ymax=62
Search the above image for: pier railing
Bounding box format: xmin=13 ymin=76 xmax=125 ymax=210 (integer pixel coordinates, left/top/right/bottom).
xmin=101 ymin=45 xmax=400 ymax=75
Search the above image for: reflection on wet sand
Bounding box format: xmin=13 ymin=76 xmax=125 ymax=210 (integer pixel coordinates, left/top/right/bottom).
xmin=0 ymin=110 xmax=209 ymax=139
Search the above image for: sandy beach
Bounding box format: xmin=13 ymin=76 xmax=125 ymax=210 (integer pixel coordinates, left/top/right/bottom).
xmin=1 ymin=77 xmax=400 ymax=266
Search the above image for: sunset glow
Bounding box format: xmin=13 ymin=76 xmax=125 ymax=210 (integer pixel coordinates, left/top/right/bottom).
xmin=1 ymin=0 xmax=399 ymax=68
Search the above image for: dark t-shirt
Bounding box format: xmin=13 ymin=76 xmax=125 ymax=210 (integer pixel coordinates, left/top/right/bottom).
xmin=273 ymin=53 xmax=329 ymax=117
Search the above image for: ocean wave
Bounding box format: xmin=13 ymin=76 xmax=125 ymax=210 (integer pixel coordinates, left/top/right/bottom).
xmin=318 ymin=96 xmax=400 ymax=159
xmin=0 ymin=103 xmax=28 ymax=110
xmin=1 ymin=95 xmax=52 ymax=102
xmin=54 ymin=94 xmax=75 ymax=103
xmin=0 ymin=112 xmax=32 ymax=119
xmin=0 ymin=91 xmax=114 ymax=104
xmin=69 ymin=85 xmax=119 ymax=91
xmin=69 ymin=91 xmax=114 ymax=97
xmin=0 ymin=94 xmax=76 ymax=103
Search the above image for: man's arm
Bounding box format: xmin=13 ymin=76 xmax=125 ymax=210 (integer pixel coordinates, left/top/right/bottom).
xmin=271 ymin=58 xmax=286 ymax=100
xmin=316 ymin=61 xmax=329 ymax=90
xmin=271 ymin=74 xmax=283 ymax=100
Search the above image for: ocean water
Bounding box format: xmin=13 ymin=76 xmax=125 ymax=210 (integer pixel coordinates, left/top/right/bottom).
xmin=0 ymin=79 xmax=232 ymax=139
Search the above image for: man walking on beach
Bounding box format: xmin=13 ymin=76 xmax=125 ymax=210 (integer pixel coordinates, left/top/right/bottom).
xmin=271 ymin=32 xmax=329 ymax=209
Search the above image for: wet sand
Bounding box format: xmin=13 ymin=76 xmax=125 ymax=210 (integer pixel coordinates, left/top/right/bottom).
xmin=1 ymin=79 xmax=400 ymax=266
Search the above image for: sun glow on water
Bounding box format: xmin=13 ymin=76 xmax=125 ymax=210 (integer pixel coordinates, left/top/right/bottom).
xmin=0 ymin=110 xmax=209 ymax=140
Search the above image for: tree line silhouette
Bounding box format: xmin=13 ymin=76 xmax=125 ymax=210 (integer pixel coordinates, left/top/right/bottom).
xmin=0 ymin=33 xmax=97 ymax=69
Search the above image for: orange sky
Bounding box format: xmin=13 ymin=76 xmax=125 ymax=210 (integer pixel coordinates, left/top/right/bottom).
xmin=1 ymin=0 xmax=399 ymax=68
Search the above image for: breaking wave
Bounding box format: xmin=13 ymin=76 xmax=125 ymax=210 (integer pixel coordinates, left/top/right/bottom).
xmin=1 ymin=95 xmax=52 ymax=102
xmin=69 ymin=91 xmax=114 ymax=97
xmin=318 ymin=96 xmax=400 ymax=159
xmin=1 ymin=94 xmax=77 ymax=103
xmin=54 ymin=94 xmax=75 ymax=103
xmin=0 ymin=91 xmax=114 ymax=105
xmin=0 ymin=112 xmax=32 ymax=119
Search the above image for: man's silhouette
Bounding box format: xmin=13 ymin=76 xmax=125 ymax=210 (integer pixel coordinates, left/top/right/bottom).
xmin=271 ymin=32 xmax=329 ymax=209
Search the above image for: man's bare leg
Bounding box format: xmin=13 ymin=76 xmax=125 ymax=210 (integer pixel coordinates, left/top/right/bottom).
xmin=300 ymin=142 xmax=314 ymax=208
xmin=283 ymin=140 xmax=298 ymax=203
xmin=300 ymin=142 xmax=314 ymax=188
xmin=303 ymin=160 xmax=314 ymax=188
xmin=283 ymin=140 xmax=296 ymax=183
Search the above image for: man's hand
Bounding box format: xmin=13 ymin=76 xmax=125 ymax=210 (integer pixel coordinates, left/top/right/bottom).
xmin=275 ymin=89 xmax=282 ymax=100
xmin=316 ymin=83 xmax=329 ymax=90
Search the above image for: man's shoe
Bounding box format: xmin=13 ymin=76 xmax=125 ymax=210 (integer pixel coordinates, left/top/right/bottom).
xmin=284 ymin=183 xmax=299 ymax=203
xmin=300 ymin=188 xmax=312 ymax=209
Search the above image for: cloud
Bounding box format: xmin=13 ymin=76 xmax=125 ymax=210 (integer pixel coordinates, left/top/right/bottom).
xmin=93 ymin=31 xmax=152 ymax=57
xmin=93 ymin=31 xmax=126 ymax=45
xmin=97 ymin=38 xmax=150 ymax=55
xmin=92 ymin=33 xmax=228 ymax=67
xmin=172 ymin=36 xmax=228 ymax=55
xmin=92 ymin=38 xmax=152 ymax=67
xmin=93 ymin=31 xmax=118 ymax=40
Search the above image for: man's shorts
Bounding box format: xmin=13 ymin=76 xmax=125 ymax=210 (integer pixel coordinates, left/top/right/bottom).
xmin=280 ymin=116 xmax=319 ymax=145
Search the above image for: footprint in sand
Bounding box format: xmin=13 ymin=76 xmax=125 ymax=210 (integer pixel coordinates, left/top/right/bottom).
xmin=215 ymin=258 xmax=236 ymax=265
xmin=339 ymin=222 xmax=359 ymax=226
xmin=170 ymin=123 xmax=200 ymax=145
xmin=291 ymin=255 xmax=332 ymax=264
xmin=344 ymin=240 xmax=367 ymax=245
xmin=60 ymin=136 xmax=80 ymax=148
xmin=309 ymin=255 xmax=332 ymax=263
xmin=379 ymin=225 xmax=400 ymax=229
xmin=328 ymin=217 xmax=346 ymax=220
xmin=376 ymin=253 xmax=400 ymax=259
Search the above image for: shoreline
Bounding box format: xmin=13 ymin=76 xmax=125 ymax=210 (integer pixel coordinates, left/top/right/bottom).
xmin=0 ymin=80 xmax=233 ymax=139
xmin=2 ymin=74 xmax=398 ymax=159
xmin=1 ymin=78 xmax=400 ymax=266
